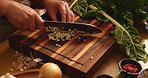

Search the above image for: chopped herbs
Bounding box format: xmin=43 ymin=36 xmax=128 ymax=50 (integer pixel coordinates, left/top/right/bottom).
xmin=46 ymin=26 xmax=86 ymax=42
xmin=11 ymin=51 xmax=43 ymax=72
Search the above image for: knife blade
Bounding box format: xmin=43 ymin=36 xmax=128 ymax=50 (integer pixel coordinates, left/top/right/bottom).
xmin=44 ymin=20 xmax=102 ymax=34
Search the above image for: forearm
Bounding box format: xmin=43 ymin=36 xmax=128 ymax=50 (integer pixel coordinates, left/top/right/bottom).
xmin=0 ymin=0 xmax=10 ymax=16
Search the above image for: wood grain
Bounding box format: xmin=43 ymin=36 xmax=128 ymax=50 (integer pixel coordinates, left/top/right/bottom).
xmin=9 ymin=13 xmax=116 ymax=78
xmin=1 ymin=23 xmax=148 ymax=78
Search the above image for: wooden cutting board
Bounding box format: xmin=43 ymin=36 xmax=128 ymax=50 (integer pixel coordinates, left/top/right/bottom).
xmin=9 ymin=14 xmax=116 ymax=78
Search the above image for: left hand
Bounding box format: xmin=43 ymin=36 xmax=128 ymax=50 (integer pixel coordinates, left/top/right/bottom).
xmin=5 ymin=1 xmax=44 ymax=31
xmin=44 ymin=0 xmax=74 ymax=22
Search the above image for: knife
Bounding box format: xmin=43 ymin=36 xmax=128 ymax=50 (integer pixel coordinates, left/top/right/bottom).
xmin=44 ymin=20 xmax=102 ymax=34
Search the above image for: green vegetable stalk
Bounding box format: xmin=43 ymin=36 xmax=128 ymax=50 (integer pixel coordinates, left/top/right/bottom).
xmin=89 ymin=5 xmax=148 ymax=62
xmin=70 ymin=0 xmax=148 ymax=62
xmin=88 ymin=5 xmax=133 ymax=44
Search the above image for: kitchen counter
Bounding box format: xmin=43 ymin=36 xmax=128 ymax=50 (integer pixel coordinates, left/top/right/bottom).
xmin=0 ymin=24 xmax=147 ymax=78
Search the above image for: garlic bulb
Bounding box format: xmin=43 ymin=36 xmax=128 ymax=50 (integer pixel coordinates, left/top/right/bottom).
xmin=39 ymin=63 xmax=62 ymax=78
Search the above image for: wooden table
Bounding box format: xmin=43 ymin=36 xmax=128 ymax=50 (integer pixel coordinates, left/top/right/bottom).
xmin=0 ymin=25 xmax=148 ymax=78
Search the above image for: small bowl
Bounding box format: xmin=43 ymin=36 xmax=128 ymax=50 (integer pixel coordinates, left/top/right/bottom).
xmin=137 ymin=68 xmax=148 ymax=78
xmin=119 ymin=58 xmax=142 ymax=78
xmin=96 ymin=74 xmax=113 ymax=78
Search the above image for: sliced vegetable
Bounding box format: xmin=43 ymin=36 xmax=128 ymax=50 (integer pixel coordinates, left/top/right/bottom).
xmin=122 ymin=63 xmax=139 ymax=73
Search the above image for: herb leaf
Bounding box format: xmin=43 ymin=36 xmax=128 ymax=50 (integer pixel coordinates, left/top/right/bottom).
xmin=71 ymin=0 xmax=148 ymax=62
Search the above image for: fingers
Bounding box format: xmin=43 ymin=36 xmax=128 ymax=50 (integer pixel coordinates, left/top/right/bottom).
xmin=58 ymin=2 xmax=67 ymax=22
xmin=49 ymin=10 xmax=58 ymax=21
xmin=6 ymin=1 xmax=44 ymax=32
xmin=45 ymin=1 xmax=74 ymax=22
xmin=28 ymin=14 xmax=36 ymax=31
xmin=65 ymin=4 xmax=74 ymax=22
xmin=28 ymin=13 xmax=44 ymax=31
xmin=21 ymin=13 xmax=44 ymax=31
xmin=47 ymin=5 xmax=58 ymax=21
xmin=45 ymin=0 xmax=58 ymax=21
xmin=35 ymin=14 xmax=44 ymax=29
xmin=58 ymin=2 xmax=74 ymax=22
xmin=70 ymin=11 xmax=74 ymax=22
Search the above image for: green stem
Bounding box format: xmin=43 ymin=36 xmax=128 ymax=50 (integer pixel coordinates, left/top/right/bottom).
xmin=88 ymin=5 xmax=138 ymax=57
xmin=70 ymin=0 xmax=78 ymax=9
xmin=100 ymin=11 xmax=134 ymax=43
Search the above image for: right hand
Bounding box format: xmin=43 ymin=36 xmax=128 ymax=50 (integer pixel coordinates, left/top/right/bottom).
xmin=5 ymin=1 xmax=44 ymax=31
xmin=44 ymin=0 xmax=74 ymax=22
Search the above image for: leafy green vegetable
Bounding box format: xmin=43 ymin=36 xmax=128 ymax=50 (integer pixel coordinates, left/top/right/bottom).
xmin=144 ymin=0 xmax=148 ymax=21
xmin=70 ymin=0 xmax=148 ymax=62
xmin=73 ymin=0 xmax=88 ymax=17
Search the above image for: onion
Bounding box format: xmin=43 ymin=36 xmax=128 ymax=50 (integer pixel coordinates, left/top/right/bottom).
xmin=39 ymin=62 xmax=62 ymax=78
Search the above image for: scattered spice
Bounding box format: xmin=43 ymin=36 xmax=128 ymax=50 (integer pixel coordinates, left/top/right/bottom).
xmin=55 ymin=44 xmax=62 ymax=47
xmin=10 ymin=69 xmax=14 ymax=72
xmin=90 ymin=56 xmax=93 ymax=60
xmin=11 ymin=51 xmax=43 ymax=72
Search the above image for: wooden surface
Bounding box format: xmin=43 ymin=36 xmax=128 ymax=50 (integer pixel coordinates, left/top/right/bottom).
xmin=8 ymin=13 xmax=116 ymax=78
xmin=0 ymin=25 xmax=148 ymax=78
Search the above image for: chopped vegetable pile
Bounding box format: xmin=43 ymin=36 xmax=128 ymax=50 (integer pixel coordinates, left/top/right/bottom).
xmin=70 ymin=0 xmax=148 ymax=62
xmin=46 ymin=26 xmax=86 ymax=42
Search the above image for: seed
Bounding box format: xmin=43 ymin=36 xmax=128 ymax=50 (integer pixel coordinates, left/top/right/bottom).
xmin=10 ymin=69 xmax=14 ymax=72
xmin=78 ymin=37 xmax=81 ymax=40
xmin=20 ymin=68 xmax=24 ymax=72
xmin=84 ymin=39 xmax=86 ymax=41
xmin=24 ymin=66 xmax=27 ymax=70
xmin=90 ymin=56 xmax=93 ymax=60
xmin=56 ymin=44 xmax=61 ymax=47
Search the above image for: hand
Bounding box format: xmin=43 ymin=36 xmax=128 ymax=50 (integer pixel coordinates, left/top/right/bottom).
xmin=6 ymin=1 xmax=44 ymax=31
xmin=44 ymin=0 xmax=74 ymax=22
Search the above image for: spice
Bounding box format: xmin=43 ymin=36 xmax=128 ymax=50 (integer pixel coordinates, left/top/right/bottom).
xmin=55 ymin=44 xmax=61 ymax=47
xmin=11 ymin=51 xmax=43 ymax=72
xmin=90 ymin=56 xmax=93 ymax=60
